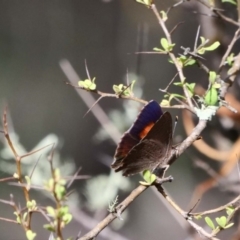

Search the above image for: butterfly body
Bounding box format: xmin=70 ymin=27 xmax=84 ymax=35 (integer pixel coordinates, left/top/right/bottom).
xmin=112 ymin=100 xmax=173 ymax=176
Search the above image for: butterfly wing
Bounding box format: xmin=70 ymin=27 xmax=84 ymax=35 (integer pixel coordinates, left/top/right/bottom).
xmin=113 ymin=112 xmax=173 ymax=176
xmin=112 ymin=100 xmax=163 ymax=169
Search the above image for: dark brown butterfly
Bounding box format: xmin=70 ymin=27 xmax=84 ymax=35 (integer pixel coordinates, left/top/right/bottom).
xmin=111 ymin=100 xmax=173 ymax=176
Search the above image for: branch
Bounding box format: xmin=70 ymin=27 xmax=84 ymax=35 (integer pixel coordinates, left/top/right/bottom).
xmin=78 ymin=185 xmax=149 ymax=240
xmin=151 ymin=4 xmax=194 ymax=109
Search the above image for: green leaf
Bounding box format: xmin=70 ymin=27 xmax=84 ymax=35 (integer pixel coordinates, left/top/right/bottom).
xmin=224 ymin=222 xmax=234 ymax=229
xmin=112 ymin=83 xmax=132 ymax=96
xmin=23 ymin=212 xmax=28 ymax=221
xmin=130 ymin=80 xmax=136 ymax=92
xmin=200 ymin=36 xmax=206 ymax=45
xmin=153 ymin=47 xmax=165 ymax=52
xmin=160 ymin=11 xmax=168 ymax=21
xmin=173 ymin=82 xmax=184 ymax=87
xmin=226 ymin=206 xmax=235 ymax=216
xmin=205 ymin=216 xmax=215 ymax=230
xmin=58 ymin=206 xmax=69 ymax=217
xmin=78 ymin=79 xmax=96 ymax=90
xmin=43 ymin=224 xmax=55 ymax=232
xmin=142 ymin=170 xmax=156 ymax=185
xmin=136 ymin=0 xmax=152 ymax=6
xmin=186 ymin=83 xmax=196 ymax=97
xmin=26 ymin=230 xmax=36 ymax=240
xmin=46 ymin=206 xmax=56 ymax=218
xmin=197 ymin=48 xmax=205 ymax=55
xmin=213 ymin=82 xmax=221 ymax=89
xmin=209 ymin=71 xmax=217 ymax=84
xmin=161 ymin=38 xmax=169 ymax=51
xmin=113 ymin=85 xmax=120 ymax=94
xmin=25 ymin=176 xmax=31 ymax=185
xmin=62 ymin=213 xmax=73 ymax=224
xmin=169 ymin=93 xmax=186 ymax=103
xmin=204 ymin=41 xmax=220 ymax=51
xmin=184 ymin=58 xmax=196 ymax=66
xmin=27 ymin=200 xmax=37 ymax=211
xmin=194 ymin=215 xmax=202 ymax=220
xmin=227 ymin=53 xmax=234 ymax=66
xmin=160 ymin=99 xmax=170 ymax=107
xmin=204 ymin=87 xmax=218 ymax=106
xmin=216 ymin=216 xmax=227 ymax=228
xmin=13 ymin=212 xmax=21 ymax=224
xmin=222 ymin=0 xmax=236 ymax=5
xmin=55 ymin=183 xmax=66 ymax=200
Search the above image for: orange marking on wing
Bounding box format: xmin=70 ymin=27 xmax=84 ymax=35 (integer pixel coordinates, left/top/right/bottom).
xmin=138 ymin=122 xmax=154 ymax=139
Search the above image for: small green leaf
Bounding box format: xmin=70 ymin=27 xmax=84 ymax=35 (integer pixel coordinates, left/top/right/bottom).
xmin=213 ymin=82 xmax=221 ymax=89
xmin=136 ymin=0 xmax=151 ymax=6
xmin=194 ymin=215 xmax=202 ymax=220
xmin=25 ymin=176 xmax=31 ymax=185
xmin=160 ymin=11 xmax=168 ymax=21
xmin=13 ymin=212 xmax=21 ymax=224
xmin=43 ymin=224 xmax=55 ymax=232
xmin=169 ymin=93 xmax=186 ymax=103
xmin=160 ymin=99 xmax=170 ymax=107
xmin=224 ymin=222 xmax=234 ymax=229
xmin=54 ymin=168 xmax=61 ymax=180
xmin=113 ymin=85 xmax=120 ymax=94
xmin=46 ymin=206 xmax=56 ymax=218
xmin=26 ymin=230 xmax=36 ymax=240
xmin=62 ymin=213 xmax=72 ymax=224
xmin=197 ymin=48 xmax=205 ymax=55
xmin=27 ymin=200 xmax=37 ymax=211
xmin=112 ymin=83 xmax=132 ymax=96
xmin=209 ymin=71 xmax=217 ymax=84
xmin=130 ymin=80 xmax=136 ymax=92
xmin=153 ymin=47 xmax=165 ymax=52
xmin=216 ymin=216 xmax=227 ymax=228
xmin=204 ymin=41 xmax=220 ymax=51
xmin=58 ymin=206 xmax=69 ymax=217
xmin=161 ymin=38 xmax=169 ymax=51
xmin=186 ymin=83 xmax=196 ymax=97
xmin=204 ymin=87 xmax=218 ymax=106
xmin=23 ymin=212 xmax=28 ymax=221
xmin=173 ymin=82 xmax=184 ymax=87
xmin=78 ymin=79 xmax=96 ymax=90
xmin=184 ymin=58 xmax=196 ymax=66
xmin=205 ymin=216 xmax=215 ymax=230
xmin=55 ymin=183 xmax=66 ymax=200
xmin=222 ymin=0 xmax=236 ymax=5
xmin=226 ymin=206 xmax=235 ymax=216
xmin=200 ymin=36 xmax=206 ymax=45
xmin=142 ymin=170 xmax=156 ymax=185
xmin=227 ymin=53 xmax=234 ymax=66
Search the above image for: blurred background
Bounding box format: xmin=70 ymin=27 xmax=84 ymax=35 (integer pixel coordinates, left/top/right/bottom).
xmin=0 ymin=0 xmax=239 ymax=239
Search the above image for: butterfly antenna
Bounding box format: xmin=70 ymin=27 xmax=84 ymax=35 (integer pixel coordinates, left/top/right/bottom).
xmin=172 ymin=116 xmax=178 ymax=137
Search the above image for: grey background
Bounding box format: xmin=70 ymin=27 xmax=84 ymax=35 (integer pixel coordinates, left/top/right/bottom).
xmin=0 ymin=1 xmax=237 ymax=240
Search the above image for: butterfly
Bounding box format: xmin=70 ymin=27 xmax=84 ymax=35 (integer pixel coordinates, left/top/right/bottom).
xmin=111 ymin=100 xmax=173 ymax=176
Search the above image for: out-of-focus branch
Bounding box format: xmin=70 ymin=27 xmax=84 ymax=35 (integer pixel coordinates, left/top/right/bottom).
xmin=194 ymin=0 xmax=240 ymax=27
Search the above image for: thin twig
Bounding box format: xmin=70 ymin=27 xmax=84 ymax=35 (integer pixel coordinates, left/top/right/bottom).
xmin=218 ymin=28 xmax=240 ymax=72
xmin=78 ymin=185 xmax=149 ymax=240
xmin=151 ymin=4 xmax=194 ymax=109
